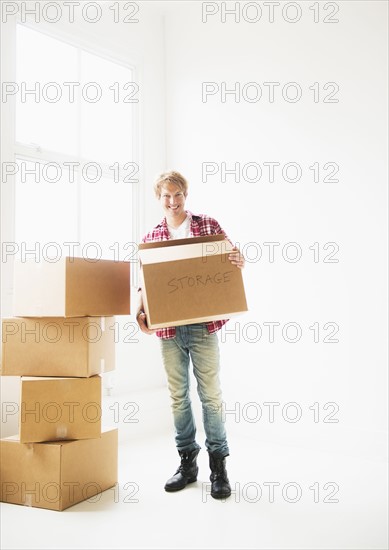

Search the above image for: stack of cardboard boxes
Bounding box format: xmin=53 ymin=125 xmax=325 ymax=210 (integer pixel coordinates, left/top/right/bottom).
xmin=0 ymin=237 xmax=247 ymax=511
xmin=0 ymin=257 xmax=130 ymax=511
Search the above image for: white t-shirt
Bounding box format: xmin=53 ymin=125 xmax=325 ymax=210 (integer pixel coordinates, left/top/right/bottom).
xmin=167 ymin=215 xmax=191 ymax=239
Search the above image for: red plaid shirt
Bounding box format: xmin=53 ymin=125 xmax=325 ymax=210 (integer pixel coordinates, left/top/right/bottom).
xmin=141 ymin=210 xmax=230 ymax=339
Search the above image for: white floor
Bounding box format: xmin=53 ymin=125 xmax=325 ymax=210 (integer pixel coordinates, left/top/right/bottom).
xmin=0 ymin=430 xmax=387 ymax=550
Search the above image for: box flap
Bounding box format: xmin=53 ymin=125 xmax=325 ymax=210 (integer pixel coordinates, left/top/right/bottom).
xmin=139 ymin=239 xmax=233 ymax=265
xmin=138 ymin=234 xmax=225 ymax=250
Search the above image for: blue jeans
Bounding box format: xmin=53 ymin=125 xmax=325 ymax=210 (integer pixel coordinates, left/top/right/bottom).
xmin=160 ymin=323 xmax=229 ymax=457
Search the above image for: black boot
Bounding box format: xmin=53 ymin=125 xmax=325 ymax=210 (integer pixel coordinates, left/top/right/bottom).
xmin=209 ymin=452 xmax=231 ymax=499
xmin=164 ymin=448 xmax=200 ymax=492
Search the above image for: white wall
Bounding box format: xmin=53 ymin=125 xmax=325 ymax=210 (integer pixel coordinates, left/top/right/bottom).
xmin=163 ymin=1 xmax=388 ymax=457
xmin=1 ymin=1 xmax=387 ymax=458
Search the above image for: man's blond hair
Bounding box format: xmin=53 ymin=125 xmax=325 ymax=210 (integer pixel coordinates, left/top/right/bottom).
xmin=154 ymin=171 xmax=188 ymax=198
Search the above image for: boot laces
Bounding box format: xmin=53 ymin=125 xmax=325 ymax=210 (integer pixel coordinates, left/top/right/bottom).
xmin=176 ymin=452 xmax=192 ymax=474
xmin=211 ymin=458 xmax=227 ymax=480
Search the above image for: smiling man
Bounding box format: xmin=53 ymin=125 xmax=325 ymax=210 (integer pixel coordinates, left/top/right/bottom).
xmin=136 ymin=171 xmax=244 ymax=499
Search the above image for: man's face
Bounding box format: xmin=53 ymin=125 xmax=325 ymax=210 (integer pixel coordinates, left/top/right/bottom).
xmin=160 ymin=182 xmax=187 ymax=220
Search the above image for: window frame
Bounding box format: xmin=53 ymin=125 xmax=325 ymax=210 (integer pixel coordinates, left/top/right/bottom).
xmin=1 ymin=17 xmax=140 ymax=312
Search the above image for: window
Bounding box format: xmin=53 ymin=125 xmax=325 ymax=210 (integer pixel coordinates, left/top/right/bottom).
xmin=14 ymin=23 xmax=138 ymax=267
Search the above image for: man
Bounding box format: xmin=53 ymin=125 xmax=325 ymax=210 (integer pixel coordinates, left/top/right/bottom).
xmin=136 ymin=171 xmax=245 ymax=499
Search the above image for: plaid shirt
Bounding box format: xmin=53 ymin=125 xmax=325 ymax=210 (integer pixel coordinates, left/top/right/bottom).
xmin=141 ymin=210 xmax=230 ymax=339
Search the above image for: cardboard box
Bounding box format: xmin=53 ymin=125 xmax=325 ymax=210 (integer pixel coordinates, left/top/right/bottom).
xmin=19 ymin=376 xmax=101 ymax=443
xmin=13 ymin=257 xmax=130 ymax=317
xmin=0 ymin=428 xmax=118 ymax=511
xmin=1 ymin=316 xmax=115 ymax=377
xmin=138 ymin=235 xmax=248 ymax=329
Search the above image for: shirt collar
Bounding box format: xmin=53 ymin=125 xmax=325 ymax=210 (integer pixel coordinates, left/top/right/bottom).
xmin=159 ymin=210 xmax=198 ymax=228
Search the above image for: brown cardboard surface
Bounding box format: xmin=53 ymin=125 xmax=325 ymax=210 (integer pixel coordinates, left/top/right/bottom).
xmin=19 ymin=376 xmax=101 ymax=443
xmin=65 ymin=258 xmax=130 ymax=317
xmin=0 ymin=429 xmax=118 ymax=511
xmin=60 ymin=428 xmax=118 ymax=510
xmin=13 ymin=257 xmax=130 ymax=317
xmin=138 ymin=236 xmax=248 ymax=329
xmin=1 ymin=317 xmax=115 ymax=377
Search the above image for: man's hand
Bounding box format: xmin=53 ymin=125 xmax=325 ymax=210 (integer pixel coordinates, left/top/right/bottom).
xmin=136 ymin=311 xmax=157 ymax=335
xmin=228 ymin=247 xmax=245 ymax=269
